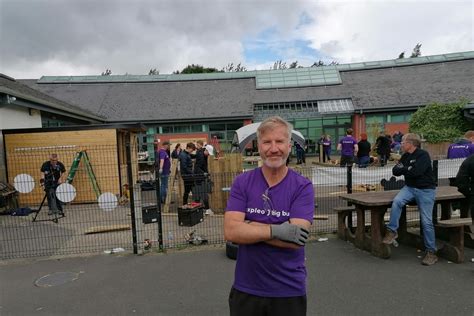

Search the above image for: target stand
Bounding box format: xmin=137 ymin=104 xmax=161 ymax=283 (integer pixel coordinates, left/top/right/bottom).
xmin=32 ymin=189 xmax=65 ymax=224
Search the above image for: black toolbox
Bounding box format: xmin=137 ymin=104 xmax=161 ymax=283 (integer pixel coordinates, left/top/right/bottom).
xmin=178 ymin=203 xmax=204 ymax=227
xmin=142 ymin=204 xmax=161 ymax=224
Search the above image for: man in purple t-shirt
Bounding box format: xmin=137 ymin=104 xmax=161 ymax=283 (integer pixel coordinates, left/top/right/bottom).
xmin=225 ymin=116 xmax=314 ymax=316
xmin=447 ymin=130 xmax=474 ymax=159
xmin=156 ymin=141 xmax=171 ymax=204
xmin=337 ymin=128 xmax=358 ymax=167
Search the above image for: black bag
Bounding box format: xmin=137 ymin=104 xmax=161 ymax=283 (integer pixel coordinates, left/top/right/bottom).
xmin=11 ymin=207 xmax=33 ymax=216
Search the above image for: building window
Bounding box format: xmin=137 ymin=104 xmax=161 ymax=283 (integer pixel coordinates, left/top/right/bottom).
xmin=191 ymin=124 xmax=203 ymax=132
xmin=209 ymin=123 xmax=226 ymax=131
xmin=162 ymin=126 xmax=173 ymax=133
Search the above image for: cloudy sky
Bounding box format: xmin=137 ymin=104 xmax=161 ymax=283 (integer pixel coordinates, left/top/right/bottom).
xmin=1 ymin=0 xmax=472 ymax=79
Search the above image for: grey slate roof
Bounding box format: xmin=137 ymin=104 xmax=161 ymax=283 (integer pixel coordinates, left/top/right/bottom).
xmin=21 ymin=78 xmax=255 ymax=122
xmin=253 ymin=59 xmax=474 ymax=112
xmin=1 ymin=74 xmax=105 ymax=122
xmin=36 ymin=51 xmax=474 ymax=90
xmin=19 ymin=57 xmax=474 ymax=122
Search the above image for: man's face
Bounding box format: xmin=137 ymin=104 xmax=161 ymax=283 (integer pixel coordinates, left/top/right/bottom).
xmin=401 ymin=140 xmax=414 ymax=153
xmin=50 ymin=157 xmax=58 ymax=166
xmin=258 ymin=125 xmax=291 ymax=169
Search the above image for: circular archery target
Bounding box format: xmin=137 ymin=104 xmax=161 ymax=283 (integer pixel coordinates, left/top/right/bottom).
xmin=56 ymin=183 xmax=77 ymax=203
xmin=98 ymin=192 xmax=118 ymax=211
xmin=13 ymin=174 xmax=35 ymax=193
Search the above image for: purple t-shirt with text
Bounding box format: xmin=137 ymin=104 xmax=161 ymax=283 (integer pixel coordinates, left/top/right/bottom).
xmin=225 ymin=168 xmax=314 ymax=297
xmin=447 ymin=142 xmax=474 ymax=159
xmin=158 ymin=149 xmax=171 ymax=175
xmin=339 ymin=136 xmax=357 ymax=156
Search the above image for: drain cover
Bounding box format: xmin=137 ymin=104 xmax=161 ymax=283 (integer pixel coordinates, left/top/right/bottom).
xmin=35 ymin=272 xmax=81 ymax=287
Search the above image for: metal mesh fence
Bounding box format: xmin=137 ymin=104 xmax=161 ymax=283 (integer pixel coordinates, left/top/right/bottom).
xmin=1 ymin=145 xmax=133 ymax=258
xmin=0 ymin=146 xmax=464 ymax=260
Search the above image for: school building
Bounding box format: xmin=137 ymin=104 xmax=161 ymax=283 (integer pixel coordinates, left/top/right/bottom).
xmin=2 ymin=51 xmax=474 ymax=161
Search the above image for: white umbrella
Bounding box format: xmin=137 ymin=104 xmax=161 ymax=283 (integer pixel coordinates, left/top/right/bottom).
xmin=232 ymin=122 xmax=306 ymax=152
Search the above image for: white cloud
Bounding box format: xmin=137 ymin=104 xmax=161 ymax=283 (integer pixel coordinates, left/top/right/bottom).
xmin=0 ymin=0 xmax=472 ymax=78
xmin=301 ymin=0 xmax=473 ymax=63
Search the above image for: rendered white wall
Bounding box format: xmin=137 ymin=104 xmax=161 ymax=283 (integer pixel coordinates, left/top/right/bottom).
xmin=0 ymin=105 xmax=42 ymax=130
xmin=0 ymin=105 xmax=41 ymax=181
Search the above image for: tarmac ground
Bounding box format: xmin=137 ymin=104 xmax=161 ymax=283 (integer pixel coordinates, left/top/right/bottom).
xmin=1 ymin=236 xmax=473 ymax=316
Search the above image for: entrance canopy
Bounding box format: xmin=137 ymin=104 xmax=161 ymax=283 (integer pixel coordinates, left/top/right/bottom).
xmin=232 ymin=122 xmax=305 ymax=152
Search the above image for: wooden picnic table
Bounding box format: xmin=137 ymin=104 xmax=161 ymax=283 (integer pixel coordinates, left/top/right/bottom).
xmin=338 ymin=186 xmax=465 ymax=260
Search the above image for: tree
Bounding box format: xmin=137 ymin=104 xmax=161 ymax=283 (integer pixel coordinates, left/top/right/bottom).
xmin=101 ymin=69 xmax=112 ymax=76
xmin=311 ymin=60 xmax=325 ymax=67
xmin=398 ymin=52 xmax=405 ymax=59
xmin=148 ymin=68 xmax=159 ymax=75
xmin=289 ymin=61 xmax=298 ymax=69
xmin=222 ymin=62 xmax=247 ymax=72
xmin=175 ymin=64 xmax=220 ymax=74
xmin=409 ymin=99 xmax=471 ymax=143
xmin=311 ymin=60 xmax=338 ymax=67
xmin=410 ymin=43 xmax=422 ymax=58
xmin=272 ymin=60 xmax=287 ymax=70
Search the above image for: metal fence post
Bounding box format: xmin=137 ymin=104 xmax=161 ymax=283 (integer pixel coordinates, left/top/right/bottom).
xmin=346 ymin=164 xmax=353 ymax=228
xmin=126 ymin=139 xmax=138 ymax=254
xmin=433 ymin=159 xmax=439 ymax=186
xmin=153 ymin=149 xmax=164 ymax=251
xmin=432 ymin=159 xmax=439 ymax=225
xmin=346 ymin=164 xmax=353 ymax=194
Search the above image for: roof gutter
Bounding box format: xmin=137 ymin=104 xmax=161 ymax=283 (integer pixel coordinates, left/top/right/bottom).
xmin=11 ymin=98 xmax=104 ymax=123
xmin=105 ymin=115 xmax=254 ymax=125
xmin=360 ymin=104 xmax=424 ymax=114
xmin=0 ymin=86 xmax=105 ymax=122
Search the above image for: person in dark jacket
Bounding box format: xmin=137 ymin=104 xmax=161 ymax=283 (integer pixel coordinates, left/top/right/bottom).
xmin=179 ymin=142 xmax=196 ymax=205
xmin=357 ymin=133 xmax=371 ymax=168
xmin=382 ymin=133 xmax=438 ymax=265
xmin=295 ymin=142 xmax=305 ymax=165
xmin=455 ymin=154 xmax=474 ymax=222
xmin=392 ymin=131 xmax=404 ymax=143
xmin=171 ymin=143 xmax=182 ymax=160
xmin=40 ymin=153 xmax=66 ymax=215
xmin=375 ymin=132 xmax=391 ymax=167
xmin=194 ymin=140 xmax=210 ymax=210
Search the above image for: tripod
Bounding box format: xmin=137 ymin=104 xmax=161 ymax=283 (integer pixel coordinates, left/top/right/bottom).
xmin=32 ymin=187 xmax=65 ymax=223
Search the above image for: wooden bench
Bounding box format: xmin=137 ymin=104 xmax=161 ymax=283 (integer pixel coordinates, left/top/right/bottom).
xmin=436 ymin=217 xmax=472 ymax=263
xmin=334 ymin=206 xmax=356 ymax=241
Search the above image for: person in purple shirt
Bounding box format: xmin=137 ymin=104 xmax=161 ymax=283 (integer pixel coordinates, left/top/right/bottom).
xmin=322 ymin=134 xmax=332 ymax=161
xmin=156 ymin=141 xmax=171 ymax=204
xmin=447 ymin=130 xmax=474 ymax=159
xmin=337 ymin=128 xmax=358 ymax=167
xmin=224 ymin=116 xmax=313 ymax=316
xmin=447 ymin=130 xmax=474 ymax=216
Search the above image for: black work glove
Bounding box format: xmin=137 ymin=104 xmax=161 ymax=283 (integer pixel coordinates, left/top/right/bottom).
xmin=393 ymin=162 xmax=407 ymax=176
xmin=270 ymin=222 xmax=309 ymax=246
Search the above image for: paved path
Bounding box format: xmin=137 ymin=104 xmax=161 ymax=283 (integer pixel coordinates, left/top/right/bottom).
xmin=1 ymin=237 xmax=473 ymax=315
